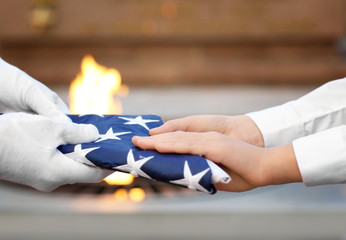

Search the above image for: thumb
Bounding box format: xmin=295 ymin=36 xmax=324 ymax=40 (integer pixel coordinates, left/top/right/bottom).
xmin=35 ymin=153 xmax=112 ymax=191
xmin=62 ymin=123 xmax=100 ymax=144
xmin=55 ymin=153 xmax=112 ymax=184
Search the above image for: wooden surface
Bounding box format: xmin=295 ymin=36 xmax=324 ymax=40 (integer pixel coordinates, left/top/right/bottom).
xmin=0 ymin=0 xmax=345 ymax=86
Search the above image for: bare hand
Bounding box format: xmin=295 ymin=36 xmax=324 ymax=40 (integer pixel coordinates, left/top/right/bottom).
xmin=133 ymin=131 xmax=302 ymax=192
xmin=150 ymin=115 xmax=265 ymax=147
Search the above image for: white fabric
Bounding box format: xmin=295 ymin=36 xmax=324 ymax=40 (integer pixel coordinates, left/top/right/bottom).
xmin=0 ymin=58 xmax=70 ymax=121
xmin=247 ymin=103 xmax=305 ymax=147
xmin=247 ymin=77 xmax=346 ymax=186
xmin=206 ymin=159 xmax=231 ymax=184
xmin=293 ymin=126 xmax=346 ymax=186
xmin=0 ymin=113 xmax=110 ymax=191
xmin=0 ymin=58 xmax=111 ymax=191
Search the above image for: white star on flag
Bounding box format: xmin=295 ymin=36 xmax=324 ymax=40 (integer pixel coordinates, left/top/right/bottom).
xmin=114 ymin=149 xmax=153 ymax=179
xmin=95 ymin=127 xmax=131 ymax=143
xmin=119 ymin=116 xmax=160 ymax=130
xmin=170 ymin=161 xmax=210 ymax=193
xmin=64 ymin=144 xmax=99 ymax=166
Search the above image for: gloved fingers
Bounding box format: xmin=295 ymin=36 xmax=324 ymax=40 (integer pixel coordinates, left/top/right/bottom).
xmin=54 ymin=152 xmax=112 ymax=185
xmin=25 ymin=84 xmax=71 ymax=122
xmin=61 ymin=122 xmax=100 ymax=144
xmin=56 ymin=97 xmax=71 ymax=114
xmin=0 ymin=59 xmax=69 ymax=119
xmin=33 ymin=80 xmax=71 ymax=114
xmin=0 ymin=113 xmax=98 ymax=148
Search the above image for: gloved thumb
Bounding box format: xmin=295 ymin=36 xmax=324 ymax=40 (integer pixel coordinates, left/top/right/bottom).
xmin=62 ymin=123 xmax=100 ymax=144
xmin=50 ymin=153 xmax=112 ymax=189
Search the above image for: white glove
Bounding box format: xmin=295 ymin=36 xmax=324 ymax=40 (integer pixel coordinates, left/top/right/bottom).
xmin=0 ymin=58 xmax=69 ymax=121
xmin=0 ymin=113 xmax=111 ymax=191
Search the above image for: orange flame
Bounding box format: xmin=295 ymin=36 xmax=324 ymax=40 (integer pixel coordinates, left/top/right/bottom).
xmin=113 ymin=188 xmax=128 ymax=202
xmin=70 ymin=55 xmax=128 ymax=115
xmin=129 ymin=188 xmax=146 ymax=202
xmin=104 ymin=171 xmax=134 ymax=186
xmin=69 ymin=55 xmax=138 ymax=192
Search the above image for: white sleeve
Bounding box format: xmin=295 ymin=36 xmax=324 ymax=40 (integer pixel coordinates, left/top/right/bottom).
xmin=293 ymin=125 xmax=346 ymax=186
xmin=247 ymin=77 xmax=346 ymax=147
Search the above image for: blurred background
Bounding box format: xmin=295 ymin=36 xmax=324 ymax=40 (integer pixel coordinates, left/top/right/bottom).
xmin=1 ymin=0 xmax=346 ymax=239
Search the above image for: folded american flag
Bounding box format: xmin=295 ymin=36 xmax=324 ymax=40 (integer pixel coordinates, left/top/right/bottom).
xmin=59 ymin=114 xmax=230 ymax=194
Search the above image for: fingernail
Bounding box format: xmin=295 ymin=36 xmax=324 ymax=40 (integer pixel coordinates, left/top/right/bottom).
xmin=132 ymin=136 xmax=143 ymax=144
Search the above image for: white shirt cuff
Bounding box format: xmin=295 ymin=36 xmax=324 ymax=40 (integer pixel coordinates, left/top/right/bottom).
xmin=293 ymin=125 xmax=346 ymax=186
xmin=247 ymin=102 xmax=305 ymax=147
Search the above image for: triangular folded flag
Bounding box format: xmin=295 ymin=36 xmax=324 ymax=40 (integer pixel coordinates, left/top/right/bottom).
xmin=59 ymin=114 xmax=230 ymax=194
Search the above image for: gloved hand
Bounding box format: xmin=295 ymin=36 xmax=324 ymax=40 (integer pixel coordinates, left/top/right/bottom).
xmin=0 ymin=58 xmax=70 ymax=122
xmin=0 ymin=113 xmax=112 ymax=191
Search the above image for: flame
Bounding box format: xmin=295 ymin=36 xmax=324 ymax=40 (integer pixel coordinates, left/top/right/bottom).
xmin=103 ymin=171 xmax=134 ymax=185
xmin=113 ymin=189 xmax=128 ymax=202
xmin=112 ymin=188 xmax=146 ymax=202
xmin=129 ymin=188 xmax=146 ymax=202
xmin=70 ymin=55 xmax=140 ymax=194
xmin=69 ymin=55 xmax=128 ymax=115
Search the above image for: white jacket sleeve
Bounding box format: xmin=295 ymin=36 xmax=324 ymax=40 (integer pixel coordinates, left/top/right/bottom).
xmin=246 ymin=77 xmax=346 ymax=185
xmin=247 ymin=77 xmax=346 ymax=147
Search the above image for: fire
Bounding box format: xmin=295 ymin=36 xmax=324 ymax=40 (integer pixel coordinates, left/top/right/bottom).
xmin=113 ymin=188 xmax=146 ymax=202
xmin=113 ymin=189 xmax=128 ymax=202
xmin=103 ymin=171 xmax=134 ymax=185
xmin=70 ymin=55 xmax=145 ymax=201
xmin=70 ymin=55 xmax=128 ymax=115
xmin=129 ymin=188 xmax=146 ymax=202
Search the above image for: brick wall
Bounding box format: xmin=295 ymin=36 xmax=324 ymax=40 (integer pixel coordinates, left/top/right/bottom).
xmin=0 ymin=0 xmax=346 ymax=86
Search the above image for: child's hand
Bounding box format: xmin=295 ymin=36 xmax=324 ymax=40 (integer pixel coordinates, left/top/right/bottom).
xmin=133 ymin=131 xmax=302 ymax=192
xmin=150 ymin=115 xmax=265 ymax=147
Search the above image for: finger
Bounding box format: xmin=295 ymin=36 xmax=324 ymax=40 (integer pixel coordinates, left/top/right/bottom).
xmin=54 ymin=152 xmax=112 ymax=184
xmin=150 ymin=115 xmax=229 ymax=135
xmin=35 ymin=82 xmax=70 ymax=114
xmin=26 ymin=83 xmax=71 ymax=121
xmin=150 ymin=118 xmax=189 ymax=135
xmin=133 ymin=132 xmax=225 ymax=163
xmin=133 ymin=132 xmax=201 ymax=153
xmin=56 ymin=97 xmax=71 ymax=114
xmin=61 ymin=123 xmax=100 ymax=144
xmin=49 ymin=89 xmax=70 ymax=114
